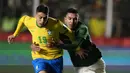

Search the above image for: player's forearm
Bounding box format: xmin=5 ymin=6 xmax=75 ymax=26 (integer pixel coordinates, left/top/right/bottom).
xmin=56 ymin=44 xmax=78 ymax=50
xmin=56 ymin=38 xmax=84 ymax=50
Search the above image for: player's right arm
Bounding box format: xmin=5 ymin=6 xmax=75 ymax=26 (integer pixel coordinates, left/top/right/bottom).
xmin=7 ymin=15 xmax=27 ymax=44
xmin=57 ymin=25 xmax=89 ymax=50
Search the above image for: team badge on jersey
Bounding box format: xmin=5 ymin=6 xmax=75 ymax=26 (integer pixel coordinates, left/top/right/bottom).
xmin=48 ymin=30 xmax=52 ymax=35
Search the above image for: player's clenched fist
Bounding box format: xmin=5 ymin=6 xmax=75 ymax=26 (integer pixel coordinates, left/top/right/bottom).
xmin=7 ymin=35 xmax=15 ymax=44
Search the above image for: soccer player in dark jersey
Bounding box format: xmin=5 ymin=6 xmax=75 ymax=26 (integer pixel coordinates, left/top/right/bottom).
xmin=59 ymin=8 xmax=106 ymax=73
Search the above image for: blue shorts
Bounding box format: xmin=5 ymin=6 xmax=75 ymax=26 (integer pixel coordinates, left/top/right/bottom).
xmin=32 ymin=57 xmax=63 ymax=73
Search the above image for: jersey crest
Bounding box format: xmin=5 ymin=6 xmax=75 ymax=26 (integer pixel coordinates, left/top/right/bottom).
xmin=48 ymin=30 xmax=52 ymax=35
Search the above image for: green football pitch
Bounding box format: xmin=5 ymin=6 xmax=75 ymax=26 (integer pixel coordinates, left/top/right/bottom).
xmin=0 ymin=42 xmax=130 ymax=73
xmin=0 ymin=65 xmax=130 ymax=73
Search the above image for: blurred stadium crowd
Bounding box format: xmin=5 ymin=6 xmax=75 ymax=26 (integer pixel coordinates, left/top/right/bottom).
xmin=0 ymin=0 xmax=130 ymax=46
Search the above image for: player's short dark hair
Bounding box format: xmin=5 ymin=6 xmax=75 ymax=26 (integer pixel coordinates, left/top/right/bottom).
xmin=36 ymin=4 xmax=49 ymax=15
xmin=65 ymin=8 xmax=78 ymax=15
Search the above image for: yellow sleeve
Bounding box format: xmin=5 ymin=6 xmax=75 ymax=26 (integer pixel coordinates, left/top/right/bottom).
xmin=76 ymin=46 xmax=80 ymax=51
xmin=58 ymin=20 xmax=72 ymax=34
xmin=13 ymin=15 xmax=27 ymax=37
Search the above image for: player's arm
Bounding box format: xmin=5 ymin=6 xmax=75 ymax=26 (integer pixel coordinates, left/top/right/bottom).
xmin=7 ymin=15 xmax=27 ymax=44
xmin=13 ymin=15 xmax=27 ymax=37
xmin=57 ymin=25 xmax=89 ymax=50
xmin=58 ymin=20 xmax=72 ymax=34
xmin=57 ymin=37 xmax=84 ymax=50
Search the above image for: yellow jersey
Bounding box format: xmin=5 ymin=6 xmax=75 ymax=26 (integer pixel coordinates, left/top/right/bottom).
xmin=13 ymin=15 xmax=72 ymax=60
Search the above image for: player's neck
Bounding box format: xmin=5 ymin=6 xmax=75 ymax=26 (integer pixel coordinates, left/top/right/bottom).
xmin=36 ymin=20 xmax=48 ymax=28
xmin=41 ymin=20 xmax=48 ymax=27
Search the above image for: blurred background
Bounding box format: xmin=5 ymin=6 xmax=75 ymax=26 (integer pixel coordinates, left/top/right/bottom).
xmin=0 ymin=0 xmax=130 ymax=73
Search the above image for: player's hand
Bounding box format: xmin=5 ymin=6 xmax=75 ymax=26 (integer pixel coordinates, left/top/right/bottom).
xmin=30 ymin=42 xmax=41 ymax=51
xmin=58 ymin=40 xmax=64 ymax=44
xmin=7 ymin=35 xmax=15 ymax=44
xmin=46 ymin=38 xmax=57 ymax=48
xmin=76 ymin=48 xmax=88 ymax=59
xmin=46 ymin=42 xmax=56 ymax=48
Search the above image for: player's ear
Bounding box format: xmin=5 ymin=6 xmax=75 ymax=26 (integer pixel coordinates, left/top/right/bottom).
xmin=77 ymin=14 xmax=80 ymax=20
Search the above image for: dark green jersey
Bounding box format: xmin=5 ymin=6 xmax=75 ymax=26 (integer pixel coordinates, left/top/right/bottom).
xmin=59 ymin=21 xmax=102 ymax=67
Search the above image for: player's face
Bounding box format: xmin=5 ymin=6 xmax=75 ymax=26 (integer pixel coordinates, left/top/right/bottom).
xmin=64 ymin=13 xmax=79 ymax=29
xmin=35 ymin=12 xmax=48 ymax=26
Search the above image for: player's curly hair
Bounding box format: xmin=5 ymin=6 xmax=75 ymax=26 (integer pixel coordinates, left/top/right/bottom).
xmin=36 ymin=4 xmax=49 ymax=15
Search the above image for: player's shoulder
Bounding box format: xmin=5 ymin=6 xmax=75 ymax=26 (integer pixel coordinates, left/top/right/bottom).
xmin=48 ymin=17 xmax=64 ymax=25
xmin=78 ymin=21 xmax=88 ymax=29
xmin=48 ymin=17 xmax=59 ymax=24
xmin=20 ymin=15 xmax=35 ymax=21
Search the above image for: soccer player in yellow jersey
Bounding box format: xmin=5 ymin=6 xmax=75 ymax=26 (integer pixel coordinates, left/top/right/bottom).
xmin=7 ymin=4 xmax=72 ymax=73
